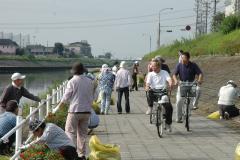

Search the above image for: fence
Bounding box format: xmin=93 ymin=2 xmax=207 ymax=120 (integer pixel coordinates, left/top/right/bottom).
xmin=0 ymin=80 xmax=68 ymax=160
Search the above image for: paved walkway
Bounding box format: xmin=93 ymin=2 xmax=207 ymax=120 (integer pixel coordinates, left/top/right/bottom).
xmin=91 ymin=89 xmax=240 ymax=160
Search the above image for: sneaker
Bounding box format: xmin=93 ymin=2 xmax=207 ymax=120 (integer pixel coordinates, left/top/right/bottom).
xmin=192 ymin=106 xmax=198 ymax=110
xmin=176 ymin=119 xmax=183 ymax=123
xmin=224 ymin=112 xmax=230 ymax=120
xmin=145 ymin=107 xmax=152 ymax=115
xmin=166 ymin=124 xmax=172 ymax=132
xmin=220 ymin=116 xmax=223 ymax=120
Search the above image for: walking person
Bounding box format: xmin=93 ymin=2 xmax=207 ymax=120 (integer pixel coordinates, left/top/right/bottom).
xmin=173 ymin=51 xmax=203 ymax=123
xmin=115 ymin=61 xmax=132 ymax=114
xmin=58 ymin=62 xmax=95 ymax=160
xmin=98 ymin=64 xmax=115 ymax=115
xmin=218 ymin=80 xmax=240 ymax=120
xmin=0 ymin=72 xmax=41 ymax=114
xmin=131 ymin=61 xmax=139 ymax=91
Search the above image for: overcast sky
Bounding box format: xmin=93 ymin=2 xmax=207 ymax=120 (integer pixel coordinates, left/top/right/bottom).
xmin=0 ymin=0 xmax=225 ymax=59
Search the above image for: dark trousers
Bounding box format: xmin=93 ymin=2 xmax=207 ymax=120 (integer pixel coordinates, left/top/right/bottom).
xmin=219 ymin=104 xmax=240 ymax=118
xmin=117 ymin=87 xmax=130 ymax=113
xmin=132 ymin=74 xmax=138 ymax=91
xmin=0 ymin=134 xmax=15 ymax=155
xmin=59 ymin=146 xmax=79 ymax=160
xmin=146 ymin=91 xmax=173 ymax=125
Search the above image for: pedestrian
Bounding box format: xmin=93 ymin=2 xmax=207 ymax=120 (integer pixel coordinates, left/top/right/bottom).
xmin=98 ymin=64 xmax=115 ymax=115
xmin=0 ymin=100 xmax=18 ymax=155
xmin=178 ymin=50 xmax=184 ymax=63
xmin=115 ymin=61 xmax=132 ymax=114
xmin=154 ymin=55 xmax=171 ymax=74
xmin=131 ymin=61 xmax=139 ymax=91
xmin=0 ymin=72 xmax=41 ymax=114
xmin=58 ymin=62 xmax=95 ymax=160
xmin=218 ymin=80 xmax=240 ymax=120
xmin=173 ymin=51 xmax=203 ymax=122
xmin=20 ymin=119 xmax=79 ymax=160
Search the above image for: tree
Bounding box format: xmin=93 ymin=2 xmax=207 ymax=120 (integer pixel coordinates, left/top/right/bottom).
xmin=104 ymin=52 xmax=112 ymax=59
xmin=16 ymin=48 xmax=25 ymax=55
xmin=53 ymin=42 xmax=64 ymax=56
xmin=211 ymin=12 xmax=225 ymax=32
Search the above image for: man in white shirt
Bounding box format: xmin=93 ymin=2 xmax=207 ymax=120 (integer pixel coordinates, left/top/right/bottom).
xmin=146 ymin=59 xmax=173 ymax=131
xmin=218 ymin=80 xmax=240 ymax=119
xmin=115 ymin=61 xmax=132 ymax=114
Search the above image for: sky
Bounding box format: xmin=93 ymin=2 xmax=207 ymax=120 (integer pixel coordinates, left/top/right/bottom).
xmin=0 ymin=0 xmax=226 ymax=59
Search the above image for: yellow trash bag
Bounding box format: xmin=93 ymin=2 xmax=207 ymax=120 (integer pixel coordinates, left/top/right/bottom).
xmin=235 ymin=143 xmax=240 ymax=160
xmin=88 ymin=135 xmax=121 ymax=160
xmin=207 ymin=111 xmax=220 ymax=120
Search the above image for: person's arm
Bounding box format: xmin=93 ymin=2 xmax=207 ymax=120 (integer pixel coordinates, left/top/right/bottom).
xmin=194 ymin=63 xmax=203 ymax=85
xmin=165 ymin=72 xmax=173 ymax=91
xmin=127 ymin=71 xmax=132 ymax=88
xmin=172 ymin=64 xmax=180 ymax=86
xmin=22 ymin=87 xmax=41 ymax=102
xmin=58 ymin=81 xmax=73 ymax=107
xmin=0 ymin=86 xmax=11 ymax=108
xmin=145 ymin=73 xmax=151 ymax=91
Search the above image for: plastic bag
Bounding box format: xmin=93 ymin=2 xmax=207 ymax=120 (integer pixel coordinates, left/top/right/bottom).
xmin=235 ymin=143 xmax=240 ymax=160
xmin=88 ymin=109 xmax=100 ymax=129
xmin=88 ymin=135 xmax=121 ymax=160
xmin=207 ymin=111 xmax=220 ymax=120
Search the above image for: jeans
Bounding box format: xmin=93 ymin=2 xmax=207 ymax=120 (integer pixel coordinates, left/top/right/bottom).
xmin=193 ymin=86 xmax=201 ymax=107
xmin=117 ymin=87 xmax=130 ymax=113
xmin=100 ymin=90 xmax=112 ymax=114
xmin=59 ymin=145 xmax=79 ymax=160
xmin=219 ymin=104 xmax=240 ymax=118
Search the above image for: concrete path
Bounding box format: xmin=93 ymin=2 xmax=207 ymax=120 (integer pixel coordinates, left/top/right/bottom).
xmin=91 ymin=89 xmax=240 ymax=160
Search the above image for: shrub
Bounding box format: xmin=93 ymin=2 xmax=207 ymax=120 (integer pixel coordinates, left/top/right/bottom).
xmin=19 ymin=144 xmax=64 ymax=160
xmin=220 ymin=15 xmax=240 ymax=34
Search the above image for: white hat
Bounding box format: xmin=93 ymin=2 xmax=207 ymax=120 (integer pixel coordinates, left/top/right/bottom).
xmin=120 ymin=61 xmax=126 ymax=68
xmin=11 ymin=73 xmax=26 ymax=81
xmin=102 ymin=64 xmax=108 ymax=69
xmin=227 ymin=80 xmax=237 ymax=87
xmin=112 ymin=66 xmax=118 ymax=72
xmin=134 ymin=61 xmax=139 ymax=64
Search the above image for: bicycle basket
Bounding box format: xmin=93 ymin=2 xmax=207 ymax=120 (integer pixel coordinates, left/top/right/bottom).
xmin=149 ymin=89 xmax=167 ymax=102
xmin=179 ymin=82 xmax=197 ymax=97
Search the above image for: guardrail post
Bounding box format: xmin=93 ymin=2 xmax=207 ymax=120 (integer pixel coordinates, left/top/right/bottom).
xmin=30 ymin=106 xmax=35 ymax=121
xmin=59 ymin=85 xmax=63 ymax=99
xmin=52 ymin=89 xmax=56 ymax=107
xmin=56 ymin=87 xmax=60 ymax=103
xmin=46 ymin=94 xmax=52 ymax=117
xmin=15 ymin=116 xmax=23 ymax=159
xmin=38 ymin=102 xmax=44 ymax=121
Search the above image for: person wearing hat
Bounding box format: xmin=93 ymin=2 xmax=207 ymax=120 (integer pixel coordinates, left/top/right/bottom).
xmin=131 ymin=61 xmax=139 ymax=91
xmin=0 ymin=72 xmax=41 ymax=114
xmin=218 ymin=80 xmax=240 ymax=120
xmin=154 ymin=55 xmax=171 ymax=74
xmin=58 ymin=62 xmax=95 ymax=160
xmin=115 ymin=61 xmax=132 ymax=114
xmin=0 ymin=100 xmax=19 ymax=155
xmin=21 ymin=119 xmax=80 ymax=160
xmin=98 ymin=64 xmax=115 ymax=115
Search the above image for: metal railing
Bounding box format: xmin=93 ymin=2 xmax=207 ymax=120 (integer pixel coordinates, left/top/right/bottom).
xmin=0 ymin=80 xmax=68 ymax=160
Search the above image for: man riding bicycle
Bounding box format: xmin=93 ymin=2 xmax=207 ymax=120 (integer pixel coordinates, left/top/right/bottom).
xmin=173 ymin=51 xmax=203 ymax=123
xmin=145 ymin=59 xmax=173 ymax=131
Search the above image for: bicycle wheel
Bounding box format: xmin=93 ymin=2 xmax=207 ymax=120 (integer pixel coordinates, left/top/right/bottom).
xmin=156 ymin=106 xmax=163 ymax=138
xmin=185 ymin=100 xmax=190 ymax=131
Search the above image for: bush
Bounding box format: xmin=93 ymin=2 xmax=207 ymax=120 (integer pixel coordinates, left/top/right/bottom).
xmin=19 ymin=144 xmax=64 ymax=160
xmin=220 ymin=15 xmax=240 ymax=34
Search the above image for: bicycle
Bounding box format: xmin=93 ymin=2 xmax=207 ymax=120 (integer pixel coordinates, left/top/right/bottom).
xmin=149 ymin=88 xmax=168 ymax=138
xmin=179 ymin=81 xmax=197 ymax=131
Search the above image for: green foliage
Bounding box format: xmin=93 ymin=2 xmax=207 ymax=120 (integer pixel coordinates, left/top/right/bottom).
xmin=143 ymin=29 xmax=240 ymax=60
xmin=211 ymin=12 xmax=225 ymax=32
xmin=53 ymin=42 xmax=64 ymax=55
xmin=0 ymin=155 xmax=10 ymax=160
xmin=19 ymin=144 xmax=64 ymax=160
xmin=220 ymin=15 xmax=240 ymax=34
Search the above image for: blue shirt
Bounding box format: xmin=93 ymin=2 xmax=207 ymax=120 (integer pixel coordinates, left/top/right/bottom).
xmin=0 ymin=112 xmax=16 ymax=137
xmin=98 ymin=71 xmax=115 ymax=94
xmin=174 ymin=62 xmax=202 ymax=82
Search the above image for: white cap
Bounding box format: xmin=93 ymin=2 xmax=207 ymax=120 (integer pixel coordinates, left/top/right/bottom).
xmin=102 ymin=64 xmax=108 ymax=69
xmin=112 ymin=66 xmax=117 ymax=72
xmin=134 ymin=61 xmax=139 ymax=64
xmin=120 ymin=61 xmax=126 ymax=68
xmin=11 ymin=73 xmax=26 ymax=81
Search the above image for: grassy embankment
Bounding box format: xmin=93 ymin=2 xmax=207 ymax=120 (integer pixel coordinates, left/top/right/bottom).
xmin=143 ymin=29 xmax=240 ymax=60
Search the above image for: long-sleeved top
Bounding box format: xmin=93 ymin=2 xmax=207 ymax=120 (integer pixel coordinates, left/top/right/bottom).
xmin=0 ymin=84 xmax=41 ymax=108
xmin=115 ymin=68 xmax=131 ymax=88
xmin=218 ymin=84 xmax=240 ymax=105
xmin=0 ymin=112 xmax=16 ymax=137
xmin=61 ymin=75 xmax=94 ymax=113
xmin=98 ymin=71 xmax=115 ymax=94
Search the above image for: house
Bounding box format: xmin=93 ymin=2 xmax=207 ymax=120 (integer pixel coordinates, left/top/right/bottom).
xmin=0 ymin=39 xmax=19 ymax=55
xmin=66 ymin=40 xmax=93 ymax=58
xmin=26 ymin=45 xmax=53 ymax=55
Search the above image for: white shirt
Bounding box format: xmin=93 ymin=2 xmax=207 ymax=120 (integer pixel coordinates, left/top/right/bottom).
xmin=38 ymin=123 xmax=75 ymax=150
xmin=146 ymin=70 xmax=171 ymax=89
xmin=61 ymin=75 xmax=94 ymax=112
xmin=115 ymin=68 xmax=131 ymax=88
xmin=218 ymin=84 xmax=240 ymax=105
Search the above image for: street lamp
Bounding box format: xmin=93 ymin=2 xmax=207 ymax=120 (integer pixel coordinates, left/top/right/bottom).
xmin=142 ymin=33 xmax=152 ymax=54
xmin=157 ymin=8 xmax=173 ymax=49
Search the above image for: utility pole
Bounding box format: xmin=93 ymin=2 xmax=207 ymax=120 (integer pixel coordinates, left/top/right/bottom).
xmin=213 ymin=0 xmax=217 ymax=16
xmin=205 ymin=2 xmax=209 ymax=34
xmin=19 ymin=33 xmax=22 ymax=48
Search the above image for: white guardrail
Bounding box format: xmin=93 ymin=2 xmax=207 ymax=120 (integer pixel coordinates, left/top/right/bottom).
xmin=0 ymin=80 xmax=68 ymax=160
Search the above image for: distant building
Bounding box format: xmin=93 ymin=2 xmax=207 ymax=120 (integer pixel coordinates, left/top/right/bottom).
xmin=26 ymin=45 xmax=53 ymax=55
xmin=66 ymin=40 xmax=93 ymax=58
xmin=0 ymin=39 xmax=19 ymax=55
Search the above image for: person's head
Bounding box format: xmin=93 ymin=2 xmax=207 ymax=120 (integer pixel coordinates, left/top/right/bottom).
xmin=11 ymin=73 xmax=26 ymax=87
xmin=101 ymin=64 xmax=109 ymax=72
xmin=134 ymin=61 xmax=139 ymax=66
xmin=181 ymin=52 xmax=190 ymax=64
xmin=29 ymin=119 xmax=46 ymax=137
xmin=227 ymin=80 xmax=237 ymax=88
xmin=179 ymin=50 xmax=183 ymax=55
xmin=119 ymin=61 xmax=126 ymax=68
xmin=70 ymin=62 xmax=85 ymax=75
xmin=154 ymin=55 xmax=165 ymax=63
xmin=6 ymin=100 xmax=19 ymax=115
xmin=151 ymin=59 xmax=161 ymax=73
